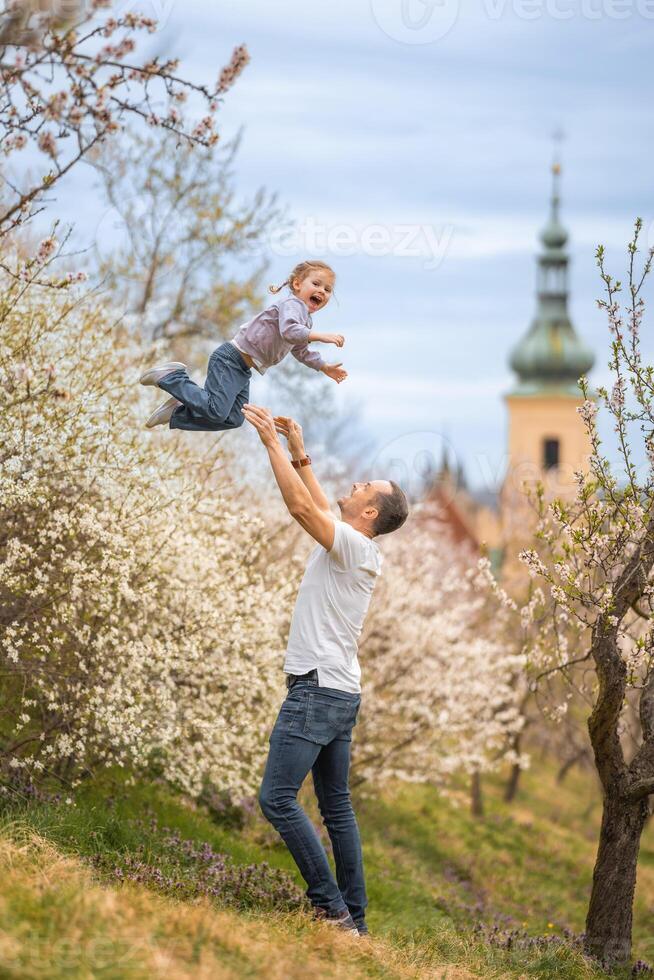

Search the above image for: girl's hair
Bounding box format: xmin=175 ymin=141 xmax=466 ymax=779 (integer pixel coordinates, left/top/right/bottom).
xmin=269 ymin=260 xmax=335 ymax=295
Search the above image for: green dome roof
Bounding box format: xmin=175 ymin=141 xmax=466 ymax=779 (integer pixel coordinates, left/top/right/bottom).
xmin=509 ymin=317 xmax=595 ymax=385
xmin=508 ymin=161 xmax=595 ymax=395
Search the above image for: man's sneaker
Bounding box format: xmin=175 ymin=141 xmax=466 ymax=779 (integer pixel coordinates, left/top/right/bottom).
xmin=145 ymin=396 xmax=181 ymax=429
xmin=313 ymin=906 xmax=360 ymax=937
xmin=139 ymin=362 xmax=186 ymax=387
xmin=355 ymin=921 xmax=369 ymax=936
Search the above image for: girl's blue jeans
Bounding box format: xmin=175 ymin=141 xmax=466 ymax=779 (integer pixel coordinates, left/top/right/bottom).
xmin=258 ymin=670 xmax=367 ymax=927
xmin=158 ymin=341 xmax=252 ymax=432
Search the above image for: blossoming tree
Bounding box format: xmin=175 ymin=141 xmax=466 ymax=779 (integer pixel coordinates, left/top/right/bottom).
xmin=518 ymin=221 xmax=654 ymax=968
xmin=0 ymin=0 xmax=304 ymax=806
xmin=352 ymin=515 xmax=529 ymax=799
xmin=0 ymin=0 xmax=249 ymax=238
xmin=92 ymin=126 xmax=281 ymax=343
xmin=0 ymin=253 xmax=291 ymax=800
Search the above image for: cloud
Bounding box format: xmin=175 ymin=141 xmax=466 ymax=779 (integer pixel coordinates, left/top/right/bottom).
xmin=27 ymin=0 xmax=652 ymax=480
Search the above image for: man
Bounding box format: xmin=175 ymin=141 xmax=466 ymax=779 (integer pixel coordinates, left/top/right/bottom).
xmin=242 ymin=404 xmax=409 ymax=939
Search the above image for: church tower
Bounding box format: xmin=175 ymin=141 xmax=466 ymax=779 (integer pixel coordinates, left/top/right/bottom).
xmin=500 ymin=161 xmax=595 ymax=550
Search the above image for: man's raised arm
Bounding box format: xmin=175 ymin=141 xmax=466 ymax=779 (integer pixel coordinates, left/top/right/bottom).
xmin=242 ymin=404 xmax=335 ymax=551
xmin=273 ymin=416 xmax=331 ymax=512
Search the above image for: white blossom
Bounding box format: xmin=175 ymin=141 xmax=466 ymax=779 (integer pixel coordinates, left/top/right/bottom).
xmin=0 ymin=265 xmax=292 ymax=799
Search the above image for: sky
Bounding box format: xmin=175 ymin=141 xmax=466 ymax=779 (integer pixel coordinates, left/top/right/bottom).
xmin=51 ymin=0 xmax=654 ymax=493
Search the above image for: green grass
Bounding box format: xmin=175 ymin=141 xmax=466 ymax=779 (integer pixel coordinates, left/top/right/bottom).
xmin=0 ymin=759 xmax=652 ymax=979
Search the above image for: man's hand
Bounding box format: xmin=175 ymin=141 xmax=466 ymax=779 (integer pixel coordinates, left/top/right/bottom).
xmin=274 ymin=416 xmax=306 ymax=459
xmin=321 ymin=363 xmax=348 ymax=384
xmin=242 ymin=404 xmax=280 ymax=448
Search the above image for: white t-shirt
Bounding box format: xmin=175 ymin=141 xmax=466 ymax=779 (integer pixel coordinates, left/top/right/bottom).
xmin=284 ymin=519 xmax=383 ymax=694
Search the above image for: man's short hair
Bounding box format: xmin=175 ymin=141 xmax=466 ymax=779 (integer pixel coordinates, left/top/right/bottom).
xmin=374 ymin=481 xmax=409 ymax=536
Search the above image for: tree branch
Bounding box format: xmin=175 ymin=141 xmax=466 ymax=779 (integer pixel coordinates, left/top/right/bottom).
xmin=625 ymin=774 xmax=654 ymax=802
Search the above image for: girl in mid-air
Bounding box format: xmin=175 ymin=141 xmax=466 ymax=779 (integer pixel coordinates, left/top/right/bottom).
xmin=139 ymin=260 xmax=346 ymax=430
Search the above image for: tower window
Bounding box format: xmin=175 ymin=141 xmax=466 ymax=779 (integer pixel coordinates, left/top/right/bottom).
xmin=543 ymin=438 xmax=560 ymax=470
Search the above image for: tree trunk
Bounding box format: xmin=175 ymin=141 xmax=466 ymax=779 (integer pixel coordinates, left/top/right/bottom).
xmin=556 ymin=747 xmax=586 ymax=785
xmin=504 ymin=761 xmax=521 ymax=802
xmin=471 ymin=770 xmax=484 ymax=817
xmin=584 ymin=792 xmax=649 ymax=967
xmin=503 ymin=731 xmax=523 ymax=802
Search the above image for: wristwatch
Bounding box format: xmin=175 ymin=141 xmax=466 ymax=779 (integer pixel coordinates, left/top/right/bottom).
xmin=291 ymin=456 xmax=312 ymax=469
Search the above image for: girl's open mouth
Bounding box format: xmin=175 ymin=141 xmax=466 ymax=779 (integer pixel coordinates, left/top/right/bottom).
xmin=309 ymin=294 xmax=323 ymax=308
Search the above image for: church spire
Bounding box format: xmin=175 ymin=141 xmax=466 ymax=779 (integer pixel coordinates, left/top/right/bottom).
xmin=508 ymin=153 xmax=594 ymax=395
xmin=540 ymin=159 xmax=567 ymax=252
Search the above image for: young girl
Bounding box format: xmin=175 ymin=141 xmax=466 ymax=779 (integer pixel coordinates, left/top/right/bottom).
xmin=139 ymin=260 xmax=346 ymax=430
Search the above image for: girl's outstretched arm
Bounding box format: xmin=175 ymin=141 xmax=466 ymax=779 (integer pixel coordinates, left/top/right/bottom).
xmin=291 ymin=343 xmax=325 ymax=372
xmin=309 ymin=332 xmax=345 ymax=347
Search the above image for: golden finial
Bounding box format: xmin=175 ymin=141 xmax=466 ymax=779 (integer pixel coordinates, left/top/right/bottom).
xmin=551 ymin=127 xmax=565 ymax=172
xmin=550 ymin=129 xmax=564 ymax=208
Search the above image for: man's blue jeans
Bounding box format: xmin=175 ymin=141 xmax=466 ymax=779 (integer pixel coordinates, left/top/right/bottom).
xmin=158 ymin=341 xmax=252 ymax=432
xmin=258 ymin=670 xmax=367 ymax=927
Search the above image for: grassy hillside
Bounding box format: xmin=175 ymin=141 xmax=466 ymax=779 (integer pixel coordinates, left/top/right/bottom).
xmin=0 ymin=760 xmax=652 ymax=979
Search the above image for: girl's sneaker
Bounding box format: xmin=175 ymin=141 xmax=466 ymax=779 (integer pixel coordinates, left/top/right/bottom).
xmin=139 ymin=362 xmax=186 ymax=387
xmin=145 ymin=396 xmax=181 ymax=429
